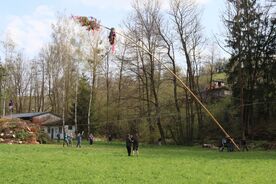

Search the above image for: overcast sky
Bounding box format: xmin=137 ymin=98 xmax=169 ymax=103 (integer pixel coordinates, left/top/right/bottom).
xmin=0 ymin=0 xmax=226 ymax=58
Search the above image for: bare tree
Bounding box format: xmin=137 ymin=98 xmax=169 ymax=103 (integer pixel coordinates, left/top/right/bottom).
xmin=0 ymin=36 xmax=16 ymax=115
xmin=87 ymin=34 xmax=102 ymax=134
xmin=169 ymin=0 xmax=204 ymax=143
xmin=126 ymin=0 xmax=166 ymax=143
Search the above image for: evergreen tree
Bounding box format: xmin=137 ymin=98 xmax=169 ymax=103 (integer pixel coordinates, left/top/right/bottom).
xmin=69 ymin=74 xmax=92 ymax=134
xmin=225 ymin=0 xmax=276 ymax=138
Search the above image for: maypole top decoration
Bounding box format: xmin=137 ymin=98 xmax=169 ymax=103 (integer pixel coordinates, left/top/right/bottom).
xmin=72 ymin=16 xmax=116 ymax=53
xmin=72 ymin=16 xmax=101 ymax=31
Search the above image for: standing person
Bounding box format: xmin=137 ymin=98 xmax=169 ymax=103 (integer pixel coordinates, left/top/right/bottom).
xmin=226 ymin=137 xmax=234 ymax=152
xmin=88 ymin=133 xmax=94 ymax=145
xmin=108 ymin=134 xmax=112 ymax=143
xmin=67 ymin=133 xmax=72 ymax=146
xmin=63 ymin=132 xmax=68 ymax=147
xmin=240 ymin=138 xmax=249 ymax=151
xmin=132 ymin=134 xmax=139 ymax=156
xmin=9 ymin=100 xmax=14 ymax=112
xmin=158 ymin=138 xmax=162 ymax=146
xmin=57 ymin=133 xmax=60 ymax=143
xmin=76 ymin=131 xmax=83 ymax=148
xmin=219 ymin=137 xmax=227 ymax=152
xmin=125 ymin=134 xmax=132 ymax=156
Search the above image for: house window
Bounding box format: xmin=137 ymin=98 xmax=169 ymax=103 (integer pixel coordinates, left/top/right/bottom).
xmin=59 ymin=127 xmax=62 ymax=133
xmin=68 ymin=126 xmax=72 ymax=130
xmin=47 ymin=127 xmax=50 ymax=134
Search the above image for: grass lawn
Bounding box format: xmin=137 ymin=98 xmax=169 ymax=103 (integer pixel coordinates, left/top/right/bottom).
xmin=0 ymin=142 xmax=275 ymax=184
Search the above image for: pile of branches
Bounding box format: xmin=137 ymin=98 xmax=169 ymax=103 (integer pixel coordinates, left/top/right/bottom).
xmin=0 ymin=118 xmax=39 ymax=144
xmin=262 ymin=142 xmax=276 ymax=150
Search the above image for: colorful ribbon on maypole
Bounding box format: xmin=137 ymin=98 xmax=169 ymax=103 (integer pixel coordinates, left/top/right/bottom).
xmin=108 ymin=28 xmax=116 ymax=53
xmin=72 ymin=16 xmax=101 ymax=31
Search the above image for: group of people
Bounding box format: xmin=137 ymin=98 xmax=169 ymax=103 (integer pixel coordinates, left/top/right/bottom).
xmin=219 ymin=137 xmax=234 ymax=152
xmin=219 ymin=137 xmax=249 ymax=152
xmin=62 ymin=131 xmax=94 ymax=148
xmin=62 ymin=132 xmax=74 ymax=147
xmin=126 ymin=134 xmax=139 ymax=156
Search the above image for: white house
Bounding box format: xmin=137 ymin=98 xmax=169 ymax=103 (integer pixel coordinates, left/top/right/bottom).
xmin=42 ymin=122 xmax=76 ymax=140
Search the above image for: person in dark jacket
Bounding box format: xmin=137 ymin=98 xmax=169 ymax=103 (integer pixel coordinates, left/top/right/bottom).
xmin=108 ymin=134 xmax=112 ymax=143
xmin=126 ymin=134 xmax=132 ymax=156
xmin=226 ymin=137 xmax=234 ymax=152
xmin=76 ymin=131 xmax=83 ymax=148
xmin=240 ymin=139 xmax=249 ymax=151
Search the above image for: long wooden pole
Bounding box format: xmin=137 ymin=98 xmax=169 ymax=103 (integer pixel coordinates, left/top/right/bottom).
xmin=98 ymin=24 xmax=240 ymax=150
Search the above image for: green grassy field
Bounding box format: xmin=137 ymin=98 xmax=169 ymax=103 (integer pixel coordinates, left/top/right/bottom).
xmin=0 ymin=142 xmax=275 ymax=184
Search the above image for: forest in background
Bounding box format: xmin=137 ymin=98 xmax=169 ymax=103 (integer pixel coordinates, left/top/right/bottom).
xmin=0 ymin=0 xmax=275 ymax=145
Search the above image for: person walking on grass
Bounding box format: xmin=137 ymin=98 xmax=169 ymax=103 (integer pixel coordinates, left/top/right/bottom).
xmin=88 ymin=133 xmax=94 ymax=145
xmin=76 ymin=131 xmax=84 ymax=148
xmin=132 ymin=133 xmax=139 ymax=156
xmin=126 ymin=134 xmax=132 ymax=156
